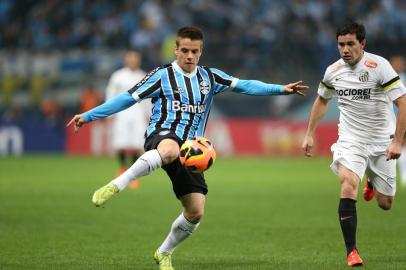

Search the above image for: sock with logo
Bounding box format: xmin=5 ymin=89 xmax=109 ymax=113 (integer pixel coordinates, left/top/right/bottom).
xmin=338 ymin=198 xmax=357 ymax=255
xmin=158 ymin=213 xmax=200 ymax=254
xmin=111 ymin=149 xmax=162 ymax=191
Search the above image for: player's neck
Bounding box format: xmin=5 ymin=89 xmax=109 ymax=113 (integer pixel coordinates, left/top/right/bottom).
xmin=173 ymin=61 xmax=197 ymax=77
xmin=349 ymin=51 xmax=365 ymax=67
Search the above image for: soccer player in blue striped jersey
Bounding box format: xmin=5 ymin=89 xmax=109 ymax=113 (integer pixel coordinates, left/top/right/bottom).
xmin=67 ymin=26 xmax=308 ymax=270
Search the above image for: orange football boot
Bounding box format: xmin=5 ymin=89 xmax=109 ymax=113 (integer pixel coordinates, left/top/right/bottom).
xmin=116 ymin=166 xmax=127 ymax=176
xmin=362 ymin=179 xmax=375 ymax=201
xmin=129 ymin=179 xmax=140 ymax=189
xmin=347 ymin=248 xmax=363 ymax=267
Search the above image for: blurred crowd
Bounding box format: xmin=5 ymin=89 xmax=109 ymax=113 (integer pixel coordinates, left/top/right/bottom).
xmin=1 ymin=0 xmax=406 ymax=118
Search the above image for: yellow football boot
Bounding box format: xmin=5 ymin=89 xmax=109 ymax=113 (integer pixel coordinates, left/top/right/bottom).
xmin=154 ymin=250 xmax=174 ymax=270
xmin=91 ymin=183 xmax=119 ymax=207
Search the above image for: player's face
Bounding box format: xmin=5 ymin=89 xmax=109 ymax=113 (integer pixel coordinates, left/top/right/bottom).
xmin=125 ymin=52 xmax=141 ymax=70
xmin=175 ymin=38 xmax=202 ymax=73
xmin=337 ymin=34 xmax=366 ymax=66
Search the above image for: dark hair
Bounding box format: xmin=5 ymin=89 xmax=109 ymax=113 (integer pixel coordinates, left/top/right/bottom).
xmin=176 ymin=26 xmax=203 ymax=47
xmin=336 ymin=22 xmax=366 ymax=43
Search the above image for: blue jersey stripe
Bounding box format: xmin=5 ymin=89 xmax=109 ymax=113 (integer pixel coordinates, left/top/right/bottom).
xmin=167 ymin=67 xmax=183 ymax=135
xmin=183 ymin=76 xmax=196 ymax=140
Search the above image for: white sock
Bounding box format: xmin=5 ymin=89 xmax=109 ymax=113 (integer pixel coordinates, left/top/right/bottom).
xmin=158 ymin=213 xmax=200 ymax=254
xmin=399 ymin=146 xmax=406 ymax=184
xmin=111 ymin=149 xmax=162 ymax=191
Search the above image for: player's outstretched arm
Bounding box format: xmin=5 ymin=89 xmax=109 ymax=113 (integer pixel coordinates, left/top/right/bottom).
xmin=283 ymin=81 xmax=309 ymax=96
xmin=302 ymin=95 xmax=329 ymax=157
xmin=67 ymin=91 xmax=137 ymax=133
xmin=66 ymin=114 xmax=86 ymax=133
xmin=232 ymin=79 xmax=308 ymax=96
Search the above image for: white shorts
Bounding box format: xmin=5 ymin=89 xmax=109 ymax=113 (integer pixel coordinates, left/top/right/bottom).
xmin=330 ymin=140 xmax=396 ymax=196
xmin=111 ymin=115 xmax=146 ymax=150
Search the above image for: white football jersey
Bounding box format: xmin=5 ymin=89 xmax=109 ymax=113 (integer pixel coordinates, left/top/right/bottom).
xmin=105 ymin=67 xmax=152 ymax=123
xmin=318 ymin=51 xmax=406 ymax=144
xmin=105 ymin=67 xmax=152 ymax=149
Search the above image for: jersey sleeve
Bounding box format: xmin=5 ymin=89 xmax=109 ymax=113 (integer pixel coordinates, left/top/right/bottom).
xmin=378 ymin=58 xmax=406 ymax=101
xmin=128 ymin=67 xmax=163 ymax=101
xmin=317 ymin=68 xmax=336 ymax=99
xmin=83 ymin=91 xmax=137 ymax=122
xmin=232 ymin=79 xmax=284 ymax=95
xmin=209 ymin=68 xmax=239 ymax=94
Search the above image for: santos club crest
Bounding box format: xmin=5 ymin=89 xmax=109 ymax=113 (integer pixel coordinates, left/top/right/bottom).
xmin=199 ymin=80 xmax=210 ymax=95
xmin=358 ymin=71 xmax=369 ymax=82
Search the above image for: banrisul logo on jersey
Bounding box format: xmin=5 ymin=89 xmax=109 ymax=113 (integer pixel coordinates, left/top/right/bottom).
xmin=199 ymin=80 xmax=210 ymax=95
xmin=171 ymin=100 xmax=205 ymax=113
xmin=358 ymin=71 xmax=369 ymax=82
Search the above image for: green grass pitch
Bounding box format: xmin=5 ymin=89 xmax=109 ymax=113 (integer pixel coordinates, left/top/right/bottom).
xmin=1 ymin=155 xmax=405 ymax=270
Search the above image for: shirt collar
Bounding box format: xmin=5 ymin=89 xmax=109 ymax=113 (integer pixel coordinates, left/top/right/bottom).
xmin=172 ymin=61 xmax=197 ymax=77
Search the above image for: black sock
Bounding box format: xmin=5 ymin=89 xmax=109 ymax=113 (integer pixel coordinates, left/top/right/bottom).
xmin=118 ymin=151 xmax=126 ymax=167
xmin=338 ymin=198 xmax=357 ymax=255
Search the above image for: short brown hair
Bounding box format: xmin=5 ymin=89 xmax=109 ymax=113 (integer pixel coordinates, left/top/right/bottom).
xmin=176 ymin=26 xmax=203 ymax=47
xmin=336 ymin=22 xmax=366 ymax=43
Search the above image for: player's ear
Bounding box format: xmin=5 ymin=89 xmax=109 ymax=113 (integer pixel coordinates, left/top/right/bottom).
xmin=361 ymin=39 xmax=366 ymax=49
xmin=174 ymin=46 xmax=179 ymax=57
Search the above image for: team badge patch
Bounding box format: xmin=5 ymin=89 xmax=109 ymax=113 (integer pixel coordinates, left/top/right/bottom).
xmin=364 ymin=60 xmax=377 ymax=68
xmin=199 ymin=80 xmax=210 ymax=95
xmin=358 ymin=71 xmax=369 ymax=82
xmin=174 ymin=87 xmax=183 ymax=94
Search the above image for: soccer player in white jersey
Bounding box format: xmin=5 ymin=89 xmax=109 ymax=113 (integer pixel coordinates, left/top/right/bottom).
xmin=68 ymin=26 xmax=308 ymax=270
xmin=105 ymin=50 xmax=152 ymax=189
xmin=302 ymin=22 xmax=406 ymax=267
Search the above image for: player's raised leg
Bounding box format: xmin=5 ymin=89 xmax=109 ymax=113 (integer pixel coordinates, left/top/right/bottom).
xmin=129 ymin=149 xmax=144 ymax=189
xmin=92 ymin=149 xmax=162 ymax=207
xmin=92 ymin=138 xmax=178 ymax=207
xmin=337 ymin=164 xmax=363 ymax=267
xmin=154 ymin=193 xmax=204 ymax=270
xmin=375 ymin=192 xmax=393 ymax=210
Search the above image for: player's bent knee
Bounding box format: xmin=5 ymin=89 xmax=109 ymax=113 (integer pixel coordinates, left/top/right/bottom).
xmin=157 ymin=139 xmax=180 ymax=164
xmin=377 ymin=198 xmax=392 ymax=210
xmin=376 ymin=193 xmax=393 ymax=210
xmin=340 ymin=181 xmax=358 ymax=198
xmin=184 ymin=209 xmax=204 ymax=223
xmin=378 ymin=202 xmax=392 ymax=210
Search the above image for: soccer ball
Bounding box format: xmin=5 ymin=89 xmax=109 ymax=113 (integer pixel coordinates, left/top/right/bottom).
xmin=179 ymin=137 xmax=216 ymax=173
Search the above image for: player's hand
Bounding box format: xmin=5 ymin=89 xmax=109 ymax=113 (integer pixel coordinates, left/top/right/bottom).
xmin=386 ymin=140 xmax=402 ymax=160
xmin=283 ymin=81 xmax=309 ymax=96
xmin=66 ymin=114 xmax=86 ymax=133
xmin=302 ymin=135 xmax=314 ymax=157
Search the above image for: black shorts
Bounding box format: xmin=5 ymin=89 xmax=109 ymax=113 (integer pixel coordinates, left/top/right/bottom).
xmin=144 ymin=129 xmax=208 ymax=199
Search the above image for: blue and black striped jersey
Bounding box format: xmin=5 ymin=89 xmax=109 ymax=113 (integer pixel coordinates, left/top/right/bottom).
xmin=129 ymin=61 xmax=238 ymax=141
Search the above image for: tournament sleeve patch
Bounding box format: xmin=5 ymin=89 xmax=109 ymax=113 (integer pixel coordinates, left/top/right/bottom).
xmin=128 ymin=66 xmax=161 ymax=94
xmin=382 ymin=76 xmax=400 ymax=91
xmin=320 ymin=81 xmax=335 ymax=90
